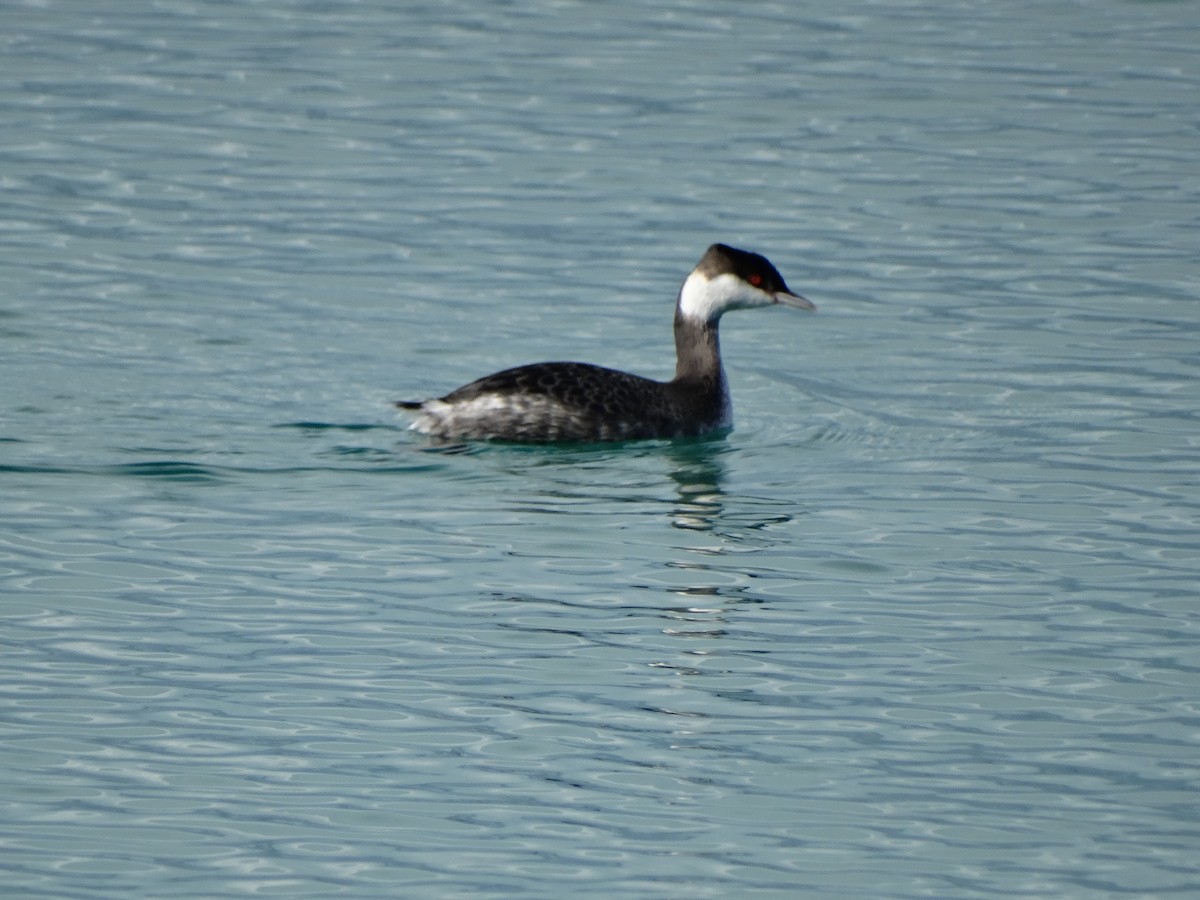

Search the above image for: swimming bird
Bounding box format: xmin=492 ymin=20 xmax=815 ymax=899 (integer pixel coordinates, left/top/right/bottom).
xmin=397 ymin=243 xmax=814 ymax=443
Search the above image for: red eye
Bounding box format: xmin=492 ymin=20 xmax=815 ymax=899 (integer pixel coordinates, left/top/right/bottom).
xmin=748 ymin=274 xmax=763 ymax=286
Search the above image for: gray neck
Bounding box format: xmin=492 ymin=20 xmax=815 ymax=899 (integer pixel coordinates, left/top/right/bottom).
xmin=669 ymin=309 xmax=733 ymax=429
xmin=673 ymin=310 xmax=723 ymax=383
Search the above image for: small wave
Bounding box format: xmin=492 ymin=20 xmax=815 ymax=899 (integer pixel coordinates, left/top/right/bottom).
xmin=104 ymin=460 xmax=226 ymax=483
xmin=275 ymin=421 xmax=406 ymax=434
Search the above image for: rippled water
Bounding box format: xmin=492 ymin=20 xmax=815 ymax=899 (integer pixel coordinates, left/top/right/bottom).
xmin=3 ymin=1 xmax=1199 ymax=897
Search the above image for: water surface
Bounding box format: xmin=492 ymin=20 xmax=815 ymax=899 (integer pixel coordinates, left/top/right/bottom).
xmin=3 ymin=1 xmax=1199 ymax=897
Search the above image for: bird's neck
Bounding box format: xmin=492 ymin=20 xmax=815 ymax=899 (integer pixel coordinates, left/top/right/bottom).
xmin=671 ymin=311 xmax=731 ymax=428
xmin=668 ymin=309 xmax=732 ymax=430
xmin=673 ymin=311 xmax=726 ymax=386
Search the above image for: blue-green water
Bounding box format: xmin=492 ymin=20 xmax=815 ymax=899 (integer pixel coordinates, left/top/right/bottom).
xmin=3 ymin=1 xmax=1198 ymax=897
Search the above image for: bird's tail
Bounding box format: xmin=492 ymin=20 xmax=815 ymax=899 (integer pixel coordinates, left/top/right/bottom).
xmin=395 ymin=400 xmax=423 ymax=410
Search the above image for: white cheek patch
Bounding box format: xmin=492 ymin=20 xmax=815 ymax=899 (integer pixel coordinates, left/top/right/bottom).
xmin=677 ymin=271 xmax=768 ymax=322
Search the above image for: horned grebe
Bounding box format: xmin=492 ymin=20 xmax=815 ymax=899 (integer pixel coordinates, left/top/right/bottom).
xmin=397 ymin=243 xmax=814 ymax=443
